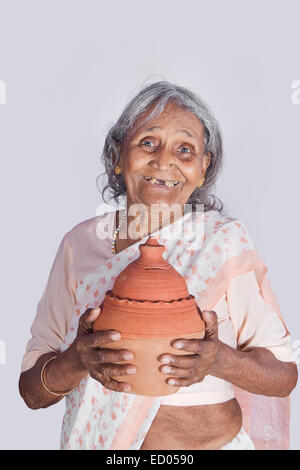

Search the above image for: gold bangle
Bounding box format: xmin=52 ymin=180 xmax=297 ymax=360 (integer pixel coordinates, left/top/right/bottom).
xmin=41 ymin=355 xmax=77 ymax=396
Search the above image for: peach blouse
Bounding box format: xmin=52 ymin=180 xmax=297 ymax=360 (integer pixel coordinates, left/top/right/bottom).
xmin=21 ymin=214 xmax=294 ymax=406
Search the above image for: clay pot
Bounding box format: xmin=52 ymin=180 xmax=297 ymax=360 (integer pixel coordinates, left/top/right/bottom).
xmin=93 ymin=237 xmax=205 ymax=396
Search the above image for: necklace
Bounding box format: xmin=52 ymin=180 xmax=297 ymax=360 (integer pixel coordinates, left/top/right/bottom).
xmin=112 ymin=209 xmax=127 ymax=254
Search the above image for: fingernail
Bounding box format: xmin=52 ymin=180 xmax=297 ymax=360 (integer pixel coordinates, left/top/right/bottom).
xmin=123 ymin=352 xmax=134 ymax=360
xmin=174 ymin=342 xmax=183 ymax=349
xmin=160 ymin=357 xmax=171 ymax=364
xmin=110 ymin=332 xmax=121 ymax=340
xmin=90 ymin=307 xmax=100 ymax=318
xmin=168 ymin=379 xmax=176 ymax=385
xmin=126 ymin=367 xmax=137 ymax=374
xmin=162 ymin=366 xmax=172 ymax=373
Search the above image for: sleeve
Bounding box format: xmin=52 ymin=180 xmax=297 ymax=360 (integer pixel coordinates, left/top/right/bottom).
xmin=226 ymin=269 xmax=295 ymax=363
xmin=20 ymin=233 xmax=77 ymax=373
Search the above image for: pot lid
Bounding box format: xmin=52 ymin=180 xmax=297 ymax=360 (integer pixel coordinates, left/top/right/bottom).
xmin=112 ymin=236 xmax=189 ymax=302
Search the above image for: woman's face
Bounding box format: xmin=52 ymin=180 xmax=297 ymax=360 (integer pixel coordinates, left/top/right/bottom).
xmin=118 ymin=102 xmax=211 ymax=210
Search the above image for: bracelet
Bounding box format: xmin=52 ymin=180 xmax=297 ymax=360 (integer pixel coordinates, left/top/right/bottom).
xmin=41 ymin=355 xmax=77 ymax=396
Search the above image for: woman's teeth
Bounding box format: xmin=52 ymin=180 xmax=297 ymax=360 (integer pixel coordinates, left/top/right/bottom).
xmin=143 ymin=176 xmax=179 ymax=187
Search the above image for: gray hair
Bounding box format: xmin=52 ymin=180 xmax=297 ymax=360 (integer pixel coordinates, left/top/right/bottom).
xmin=97 ymin=80 xmax=225 ymax=213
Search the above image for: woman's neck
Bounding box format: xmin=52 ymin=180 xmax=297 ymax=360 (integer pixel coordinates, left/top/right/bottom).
xmin=115 ymin=202 xmax=185 ymax=252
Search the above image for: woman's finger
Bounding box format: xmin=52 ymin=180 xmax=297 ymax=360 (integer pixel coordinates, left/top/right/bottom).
xmin=77 ymin=307 xmax=102 ymax=334
xmin=158 ymin=353 xmax=200 ymax=368
xmin=97 ymin=362 xmax=137 ymax=378
xmin=75 ymin=329 xmax=122 ymax=351
xmin=170 ymin=338 xmax=204 ymax=353
xmin=89 ymin=370 xmax=132 ymax=392
xmin=201 ymin=310 xmax=219 ymax=339
xmin=105 ymin=378 xmax=132 ymax=393
xmin=165 ymin=376 xmax=205 ymax=387
xmin=88 ymin=348 xmax=135 ymax=365
xmin=159 ymin=364 xmax=197 ymax=379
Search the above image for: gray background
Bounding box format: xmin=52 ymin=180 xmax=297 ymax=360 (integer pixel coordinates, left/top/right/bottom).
xmin=0 ymin=0 xmax=299 ymax=449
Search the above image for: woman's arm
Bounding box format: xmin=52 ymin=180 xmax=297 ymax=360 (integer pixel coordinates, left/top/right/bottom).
xmin=158 ymin=309 xmax=298 ymax=397
xmin=19 ymin=344 xmax=87 ymax=410
xmin=221 ymin=268 xmax=298 ymax=396
xmin=19 ymin=307 xmax=138 ymax=409
xmin=211 ymin=341 xmax=298 ymax=397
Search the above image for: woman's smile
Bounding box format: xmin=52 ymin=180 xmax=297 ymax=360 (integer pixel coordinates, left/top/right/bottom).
xmin=140 ymin=173 xmax=182 ymax=190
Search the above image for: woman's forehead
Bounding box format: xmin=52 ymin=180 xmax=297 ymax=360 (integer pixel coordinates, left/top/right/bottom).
xmin=127 ymin=103 xmax=204 ymax=140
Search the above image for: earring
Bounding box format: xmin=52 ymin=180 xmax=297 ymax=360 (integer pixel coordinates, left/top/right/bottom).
xmin=114 ymin=165 xmax=122 ymax=175
xmin=197 ymin=178 xmax=205 ymax=188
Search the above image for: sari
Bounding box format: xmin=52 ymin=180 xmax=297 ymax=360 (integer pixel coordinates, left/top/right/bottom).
xmin=59 ymin=203 xmax=291 ymax=450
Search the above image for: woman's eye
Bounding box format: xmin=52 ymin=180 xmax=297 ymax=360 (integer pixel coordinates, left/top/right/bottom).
xmin=141 ymin=140 xmax=154 ymax=147
xmin=179 ymin=146 xmax=192 ymax=154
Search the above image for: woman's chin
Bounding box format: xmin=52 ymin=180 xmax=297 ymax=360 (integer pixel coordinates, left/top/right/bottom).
xmin=138 ymin=183 xmax=184 ymax=205
xmin=141 ymin=193 xmax=181 ymax=207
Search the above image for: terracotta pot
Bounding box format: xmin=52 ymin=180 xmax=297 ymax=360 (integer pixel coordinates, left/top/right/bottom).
xmin=93 ymin=237 xmax=205 ymax=396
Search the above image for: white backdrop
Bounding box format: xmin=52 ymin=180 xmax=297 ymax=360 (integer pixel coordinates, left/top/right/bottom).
xmin=0 ymin=0 xmax=299 ymax=450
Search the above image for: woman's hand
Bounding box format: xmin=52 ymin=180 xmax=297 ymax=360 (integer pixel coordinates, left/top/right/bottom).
xmin=158 ymin=310 xmax=221 ymax=387
xmin=158 ymin=308 xmax=298 ymax=397
xmin=73 ymin=307 xmax=137 ymax=393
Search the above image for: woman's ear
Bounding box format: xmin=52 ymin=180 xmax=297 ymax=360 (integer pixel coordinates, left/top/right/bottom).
xmin=203 ymin=152 xmax=211 ymax=174
xmin=112 ymin=144 xmax=122 ymax=165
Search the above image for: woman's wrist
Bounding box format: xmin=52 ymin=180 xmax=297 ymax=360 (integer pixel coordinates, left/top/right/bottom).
xmin=209 ymin=340 xmax=241 ymax=379
xmin=43 ymin=344 xmax=88 ymax=395
xmin=67 ymin=341 xmax=88 ymax=376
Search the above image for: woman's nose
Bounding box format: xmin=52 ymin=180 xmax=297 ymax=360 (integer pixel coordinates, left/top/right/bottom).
xmin=150 ymin=148 xmax=175 ymax=170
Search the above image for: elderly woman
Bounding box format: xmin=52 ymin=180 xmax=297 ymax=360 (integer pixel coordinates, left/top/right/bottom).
xmin=19 ymin=81 xmax=297 ymax=450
